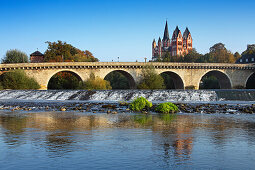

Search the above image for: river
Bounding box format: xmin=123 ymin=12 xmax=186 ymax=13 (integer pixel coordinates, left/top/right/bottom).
xmin=0 ymin=90 xmax=255 ymax=169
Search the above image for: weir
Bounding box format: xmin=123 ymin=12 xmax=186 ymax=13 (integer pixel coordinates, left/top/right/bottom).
xmin=1 ymin=90 xmax=255 ymax=102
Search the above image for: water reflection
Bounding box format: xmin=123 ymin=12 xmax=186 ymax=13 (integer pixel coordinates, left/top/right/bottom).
xmin=0 ymin=112 xmax=255 ymax=169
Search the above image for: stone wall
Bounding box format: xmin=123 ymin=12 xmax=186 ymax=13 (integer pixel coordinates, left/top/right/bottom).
xmin=0 ymin=62 xmax=254 ymax=90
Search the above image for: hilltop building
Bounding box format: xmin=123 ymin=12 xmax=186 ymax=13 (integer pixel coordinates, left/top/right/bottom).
xmin=30 ymin=51 xmax=44 ymax=63
xmin=236 ymin=44 xmax=255 ymax=64
xmin=152 ymin=21 xmax=193 ymax=61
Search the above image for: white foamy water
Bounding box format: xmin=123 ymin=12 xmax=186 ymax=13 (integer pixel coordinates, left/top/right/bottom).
xmin=0 ymin=89 xmax=254 ymax=102
xmin=0 ymin=90 xmax=218 ymax=102
xmin=0 ymin=90 xmax=78 ymax=100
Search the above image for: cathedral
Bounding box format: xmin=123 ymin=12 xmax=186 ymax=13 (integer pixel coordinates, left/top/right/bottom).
xmin=152 ymin=21 xmax=193 ymax=61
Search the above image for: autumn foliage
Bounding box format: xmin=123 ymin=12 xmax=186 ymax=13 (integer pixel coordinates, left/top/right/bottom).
xmin=44 ymin=40 xmax=98 ymax=62
xmin=83 ymin=74 xmax=112 ymax=90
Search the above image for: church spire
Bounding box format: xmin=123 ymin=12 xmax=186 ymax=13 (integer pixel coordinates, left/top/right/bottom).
xmin=163 ymin=20 xmax=170 ymax=41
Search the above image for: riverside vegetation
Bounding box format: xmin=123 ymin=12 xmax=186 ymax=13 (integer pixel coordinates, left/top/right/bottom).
xmin=129 ymin=97 xmax=179 ymax=114
xmin=0 ymin=70 xmax=40 ymax=90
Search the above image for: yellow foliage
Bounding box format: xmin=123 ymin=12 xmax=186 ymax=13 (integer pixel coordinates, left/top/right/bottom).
xmin=84 ymin=74 xmax=112 ymax=90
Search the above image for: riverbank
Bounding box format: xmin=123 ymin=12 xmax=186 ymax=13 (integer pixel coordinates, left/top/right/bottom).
xmin=0 ymin=100 xmax=255 ymax=114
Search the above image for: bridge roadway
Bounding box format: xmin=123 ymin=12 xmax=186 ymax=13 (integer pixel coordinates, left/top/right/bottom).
xmin=0 ymin=62 xmax=254 ymax=90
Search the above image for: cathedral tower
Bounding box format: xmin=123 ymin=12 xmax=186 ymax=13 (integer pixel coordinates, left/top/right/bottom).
xmin=158 ymin=37 xmax=162 ymax=58
xmin=162 ymin=21 xmax=170 ymax=48
xmin=183 ymin=27 xmax=192 ymax=54
xmin=152 ymin=22 xmax=193 ymax=60
xmin=171 ymin=26 xmax=183 ymax=56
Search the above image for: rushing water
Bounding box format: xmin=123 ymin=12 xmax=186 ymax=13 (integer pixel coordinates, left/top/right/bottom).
xmin=0 ymin=90 xmax=255 ymax=169
xmin=0 ymin=112 xmax=255 ymax=169
xmin=0 ymin=89 xmax=255 ymax=102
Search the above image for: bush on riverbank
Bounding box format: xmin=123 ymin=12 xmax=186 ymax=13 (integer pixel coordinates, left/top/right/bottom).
xmin=0 ymin=70 xmax=40 ymax=89
xmin=155 ymin=102 xmax=179 ymax=114
xmin=83 ymin=73 xmax=112 ymax=90
xmin=129 ymin=97 xmax=152 ymax=112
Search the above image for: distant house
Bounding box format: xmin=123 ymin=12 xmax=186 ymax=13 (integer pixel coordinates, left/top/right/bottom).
xmin=30 ymin=51 xmax=44 ymax=63
xmin=236 ymin=44 xmax=255 ymax=64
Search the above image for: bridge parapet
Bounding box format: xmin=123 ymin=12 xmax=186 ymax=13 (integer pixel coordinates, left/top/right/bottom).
xmin=0 ymin=62 xmax=254 ymax=71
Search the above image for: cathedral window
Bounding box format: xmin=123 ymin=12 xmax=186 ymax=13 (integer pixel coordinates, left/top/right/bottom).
xmin=246 ymin=59 xmax=248 ymax=62
xmin=252 ymin=58 xmax=254 ymax=62
xmin=240 ymin=59 xmax=242 ymax=62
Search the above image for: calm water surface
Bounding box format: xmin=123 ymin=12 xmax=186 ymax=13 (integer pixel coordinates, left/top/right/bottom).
xmin=0 ymin=111 xmax=255 ymax=169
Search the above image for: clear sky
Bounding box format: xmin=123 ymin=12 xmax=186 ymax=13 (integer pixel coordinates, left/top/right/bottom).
xmin=0 ymin=0 xmax=255 ymax=62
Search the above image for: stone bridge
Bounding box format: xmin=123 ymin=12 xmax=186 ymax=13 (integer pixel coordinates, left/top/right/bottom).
xmin=0 ymin=62 xmax=254 ymax=90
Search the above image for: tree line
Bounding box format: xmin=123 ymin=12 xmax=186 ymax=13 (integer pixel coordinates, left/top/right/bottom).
xmin=154 ymin=43 xmax=244 ymax=63
xmin=1 ymin=40 xmax=98 ymax=64
xmin=1 ymin=41 xmax=255 ymax=90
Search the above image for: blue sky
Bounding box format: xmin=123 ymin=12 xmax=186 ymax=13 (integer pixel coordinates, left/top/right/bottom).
xmin=0 ymin=0 xmax=255 ymax=62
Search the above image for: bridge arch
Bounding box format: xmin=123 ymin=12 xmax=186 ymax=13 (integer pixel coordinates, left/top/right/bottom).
xmin=159 ymin=71 xmax=184 ymax=89
xmin=47 ymin=70 xmax=83 ymax=89
xmin=245 ymin=72 xmax=255 ymax=89
xmin=103 ymin=70 xmax=136 ymax=89
xmin=199 ymin=70 xmax=232 ymax=89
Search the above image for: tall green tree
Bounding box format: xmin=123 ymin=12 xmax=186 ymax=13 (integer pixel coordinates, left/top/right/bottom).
xmin=207 ymin=43 xmax=236 ymax=63
xmin=44 ymin=40 xmax=98 ymax=62
xmin=2 ymin=49 xmax=28 ymax=63
xmin=183 ymin=48 xmax=202 ymax=62
xmin=137 ymin=66 xmax=165 ymax=89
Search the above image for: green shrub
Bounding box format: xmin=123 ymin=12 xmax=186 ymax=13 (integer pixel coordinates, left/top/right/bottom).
xmin=155 ymin=102 xmax=179 ymax=114
xmin=129 ymin=97 xmax=152 ymax=111
xmin=0 ymin=70 xmax=40 ymax=89
xmin=83 ymin=73 xmax=112 ymax=90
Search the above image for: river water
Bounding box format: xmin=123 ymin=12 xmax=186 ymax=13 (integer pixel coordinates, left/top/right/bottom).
xmin=0 ymin=90 xmax=255 ymax=169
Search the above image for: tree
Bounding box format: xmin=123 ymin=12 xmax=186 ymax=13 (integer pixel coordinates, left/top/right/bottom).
xmin=207 ymin=43 xmax=236 ymax=63
xmin=183 ymin=48 xmax=202 ymax=62
xmin=199 ymin=76 xmax=220 ymax=89
xmin=48 ymin=72 xmax=82 ymax=89
xmin=234 ymin=52 xmax=241 ymax=62
xmin=0 ymin=70 xmax=40 ymax=89
xmin=83 ymin=73 xmax=112 ymax=90
xmin=104 ymin=72 xmax=129 ymax=89
xmin=44 ymin=40 xmax=99 ymax=62
xmin=209 ymin=43 xmax=226 ymax=53
xmin=137 ymin=66 xmax=165 ymax=89
xmin=2 ymin=49 xmax=28 ymax=63
xmin=160 ymin=73 xmax=175 ymax=89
